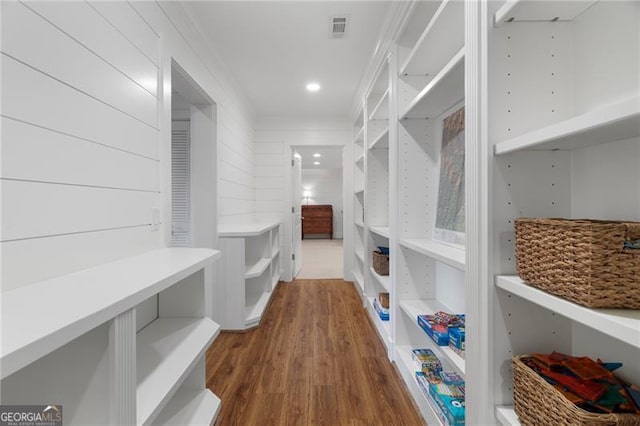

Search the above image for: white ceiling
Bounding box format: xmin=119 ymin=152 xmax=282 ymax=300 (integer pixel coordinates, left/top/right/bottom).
xmin=295 ymin=146 xmax=343 ymax=169
xmin=183 ymin=1 xmax=392 ymax=120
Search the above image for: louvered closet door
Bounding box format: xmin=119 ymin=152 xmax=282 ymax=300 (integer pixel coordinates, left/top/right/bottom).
xmin=171 ymin=121 xmax=191 ymax=247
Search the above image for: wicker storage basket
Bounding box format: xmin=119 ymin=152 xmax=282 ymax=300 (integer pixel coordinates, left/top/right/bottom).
xmin=513 ymin=355 xmax=640 ymax=426
xmin=372 ymin=251 xmax=389 ymax=276
xmin=515 ymin=218 xmax=640 ymax=308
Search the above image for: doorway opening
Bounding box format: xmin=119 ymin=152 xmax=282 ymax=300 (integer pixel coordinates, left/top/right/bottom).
xmin=292 ymin=146 xmax=344 ymax=279
xmin=136 ymin=60 xmax=218 ymax=331
xmin=167 ymin=60 xmax=217 ymax=319
xmin=170 ymin=60 xmax=217 ymax=250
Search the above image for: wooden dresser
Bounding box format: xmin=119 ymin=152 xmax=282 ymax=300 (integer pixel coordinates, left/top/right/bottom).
xmin=302 ymin=205 xmax=333 ymax=239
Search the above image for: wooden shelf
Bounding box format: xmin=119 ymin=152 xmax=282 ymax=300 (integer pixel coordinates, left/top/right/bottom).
xmin=370 ymin=267 xmax=390 ymax=293
xmin=218 ymin=219 xmax=279 ymax=237
xmin=400 ymin=299 xmax=465 ymax=374
xmin=494 ymin=0 xmax=598 ymax=26
xmin=355 ymin=249 xmax=365 ymax=264
xmin=369 ymin=127 xmax=389 ymax=150
xmin=245 ymin=290 xmax=272 ymax=328
xmin=399 ymin=238 xmax=465 ymax=271
xmin=136 ymin=318 xmax=220 ymax=425
xmin=494 ymin=96 xmax=640 ymax=155
xmin=400 ymin=0 xmax=464 ymax=76
xmin=0 ymin=248 xmax=219 ymax=380
xmin=355 ymin=188 xmax=364 ymax=196
xmin=355 ymin=221 xmax=365 ymax=228
xmin=400 ymin=48 xmax=465 ymax=120
xmin=396 ymin=345 xmax=445 ymax=426
xmin=496 ymin=276 xmax=640 ymax=348
xmin=370 ymin=226 xmax=390 ymax=239
xmin=245 ymin=257 xmax=270 ymax=279
xmin=368 ymin=88 xmax=390 ymax=120
xmin=154 ymin=389 xmax=221 ymax=426
xmin=355 ymin=152 xmax=364 ymax=166
xmin=496 ymin=406 xmax=520 ymax=426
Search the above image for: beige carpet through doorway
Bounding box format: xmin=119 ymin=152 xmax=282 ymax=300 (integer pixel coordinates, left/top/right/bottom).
xmin=296 ymin=239 xmax=343 ymax=279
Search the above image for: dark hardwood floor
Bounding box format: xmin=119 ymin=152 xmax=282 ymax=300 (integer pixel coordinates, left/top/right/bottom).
xmin=206 ymin=279 xmax=425 ymax=425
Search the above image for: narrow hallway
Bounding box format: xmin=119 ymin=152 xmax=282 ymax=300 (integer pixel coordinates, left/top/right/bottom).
xmin=206 ymin=280 xmax=423 ymax=425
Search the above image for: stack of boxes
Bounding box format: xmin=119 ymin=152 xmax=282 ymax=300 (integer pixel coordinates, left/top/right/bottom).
xmin=374 ymin=292 xmax=390 ymax=321
xmin=412 ymin=349 xmax=465 ymax=425
xmin=417 ymin=311 xmax=465 ymax=358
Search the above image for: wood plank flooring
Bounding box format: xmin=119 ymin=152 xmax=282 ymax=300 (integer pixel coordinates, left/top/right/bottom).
xmin=206 ymin=279 xmax=425 ymax=425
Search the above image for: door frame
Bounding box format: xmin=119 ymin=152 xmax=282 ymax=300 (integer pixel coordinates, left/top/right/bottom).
xmin=164 ymin=59 xmax=217 ymax=318
xmin=282 ymin=144 xmax=350 ymax=282
xmin=291 ymin=150 xmax=303 ymax=278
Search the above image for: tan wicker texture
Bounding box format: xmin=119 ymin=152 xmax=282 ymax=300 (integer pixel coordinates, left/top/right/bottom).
xmin=372 ymin=251 xmax=389 ymax=276
xmin=513 ymin=355 xmax=640 ymax=426
xmin=515 ymin=218 xmax=640 ymax=308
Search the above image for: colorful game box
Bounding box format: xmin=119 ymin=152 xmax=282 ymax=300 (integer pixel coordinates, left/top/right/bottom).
xmin=429 ymin=382 xmax=466 ymax=426
xmin=449 ymin=327 xmax=465 ymax=358
xmin=417 ymin=315 xmax=450 ymax=346
xmin=411 ymin=349 xmax=442 ymax=374
xmin=373 ymin=297 xmax=389 ymax=321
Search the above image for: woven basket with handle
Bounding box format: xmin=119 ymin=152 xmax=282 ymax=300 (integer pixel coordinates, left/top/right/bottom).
xmin=513 ymin=355 xmax=640 ymax=425
xmin=515 ymin=218 xmax=640 ymax=308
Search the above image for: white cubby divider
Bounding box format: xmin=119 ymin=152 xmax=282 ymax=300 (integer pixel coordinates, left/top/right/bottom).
xmin=0 ymin=248 xmax=222 ymax=425
xmin=216 ymin=219 xmax=281 ymax=330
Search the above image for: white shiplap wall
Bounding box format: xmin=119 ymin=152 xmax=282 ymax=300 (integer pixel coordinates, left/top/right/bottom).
xmin=254 ymin=119 xmax=351 ymax=281
xmin=1 ymin=1 xmax=161 ymax=291
xmin=1 ymin=1 xmax=255 ymax=292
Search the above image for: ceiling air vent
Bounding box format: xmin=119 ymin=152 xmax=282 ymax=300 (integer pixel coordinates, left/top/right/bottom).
xmin=330 ymin=15 xmax=348 ymax=38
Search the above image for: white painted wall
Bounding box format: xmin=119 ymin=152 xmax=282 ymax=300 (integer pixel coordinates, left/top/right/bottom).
xmin=254 ymin=118 xmax=351 ymax=281
xmin=301 ymin=169 xmax=344 ymax=239
xmin=1 ymin=2 xmax=255 ymax=293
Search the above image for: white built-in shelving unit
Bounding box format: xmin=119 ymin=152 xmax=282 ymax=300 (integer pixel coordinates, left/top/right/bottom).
xmin=216 ymin=220 xmax=281 ymax=330
xmin=394 ymin=0 xmax=468 ymax=423
xmin=0 ymin=248 xmax=222 ymax=425
xmin=486 ymin=2 xmax=640 ymax=422
xmin=352 ymin=108 xmax=366 ymax=297
xmin=350 ymin=1 xmax=639 ymax=424
xmin=362 ymin=57 xmax=394 ymax=357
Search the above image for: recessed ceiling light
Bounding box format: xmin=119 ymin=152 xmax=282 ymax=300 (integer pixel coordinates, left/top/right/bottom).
xmin=306 ymin=82 xmax=321 ymax=92
xmin=313 ymin=161 xmax=320 ymax=165
xmin=313 ymin=153 xmax=321 ymax=158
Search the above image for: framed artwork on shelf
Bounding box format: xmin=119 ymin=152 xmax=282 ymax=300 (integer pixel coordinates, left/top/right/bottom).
xmin=434 ymin=104 xmax=465 ymax=247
